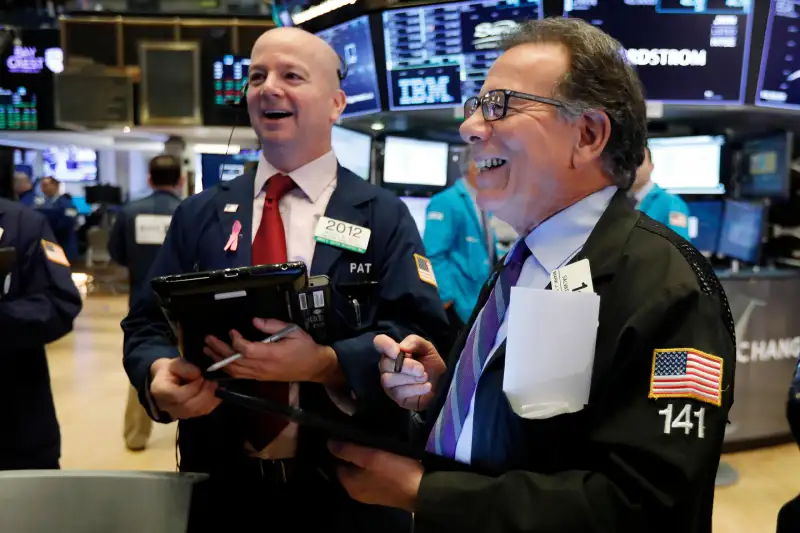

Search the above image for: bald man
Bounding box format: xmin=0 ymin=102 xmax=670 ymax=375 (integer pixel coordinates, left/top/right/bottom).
xmin=122 ymin=27 xmax=448 ymax=533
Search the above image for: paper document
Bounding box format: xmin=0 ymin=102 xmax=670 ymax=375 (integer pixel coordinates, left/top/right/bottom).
xmin=503 ymin=286 xmax=600 ymax=419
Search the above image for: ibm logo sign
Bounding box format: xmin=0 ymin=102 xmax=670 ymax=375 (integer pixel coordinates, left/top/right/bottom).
xmin=397 ymin=75 xmax=455 ymax=106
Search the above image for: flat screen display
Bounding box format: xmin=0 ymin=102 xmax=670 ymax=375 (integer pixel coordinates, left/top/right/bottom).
xmin=382 ymin=0 xmax=543 ymax=111
xmin=332 ymin=125 xmax=372 ymax=180
xmin=756 ymin=1 xmax=800 ymax=109
xmin=0 ymin=28 xmax=60 ymax=130
xmin=739 ymin=132 xmax=792 ymax=198
xmin=0 ymin=86 xmax=38 ymax=130
xmin=212 ymin=54 xmax=250 ymax=106
xmin=41 ymin=146 xmax=98 ymax=182
xmin=685 ymin=199 xmax=723 ymax=254
xmin=200 ymin=149 xmax=261 ymax=191
xmin=717 ymin=199 xmax=766 ymax=263
xmin=648 ymin=135 xmax=726 ymax=195
xmin=316 ymin=15 xmax=382 ymax=117
xmin=400 ymin=196 xmax=431 ymax=237
xmin=564 ymin=0 xmax=754 ymax=104
xmin=383 ymin=136 xmax=449 ymax=187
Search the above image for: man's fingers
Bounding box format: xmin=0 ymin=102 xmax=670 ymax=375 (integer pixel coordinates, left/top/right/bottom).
xmin=170 ymin=358 xmax=203 ymax=381
xmin=381 ymin=371 xmax=428 ymax=389
xmin=328 ymin=440 xmax=377 ymax=468
xmin=253 ymin=317 xmax=290 ymax=335
xmin=205 ymin=335 xmax=236 ymax=358
xmin=389 ymin=383 xmax=432 ymax=402
xmin=378 ymin=355 xmax=425 ymax=377
xmin=373 ymin=334 xmax=400 ymax=359
xmin=398 ymin=335 xmax=433 ymax=355
xmin=180 ymin=380 xmax=221 ymax=417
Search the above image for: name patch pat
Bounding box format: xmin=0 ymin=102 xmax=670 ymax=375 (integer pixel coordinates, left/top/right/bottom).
xmin=41 ymin=239 xmax=70 ymax=267
xmin=414 ymin=254 xmax=437 ymax=287
xmin=649 ymin=348 xmax=723 ymax=407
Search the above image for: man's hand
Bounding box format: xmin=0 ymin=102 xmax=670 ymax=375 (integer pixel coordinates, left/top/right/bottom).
xmin=204 ymin=318 xmax=345 ymax=386
xmin=328 ymin=440 xmax=424 ymax=512
xmin=376 ymin=334 xmax=446 ymax=411
xmin=149 ymin=357 xmax=221 ymax=420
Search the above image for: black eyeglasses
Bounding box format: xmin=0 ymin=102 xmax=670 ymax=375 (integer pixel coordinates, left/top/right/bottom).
xmin=464 ymin=89 xmax=565 ymax=121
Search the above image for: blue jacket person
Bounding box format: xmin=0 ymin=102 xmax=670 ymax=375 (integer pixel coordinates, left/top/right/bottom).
xmin=330 ymin=19 xmax=735 ymax=533
xmin=121 ymin=26 xmax=448 ymax=533
xmin=630 ymin=144 xmax=691 ymax=240
xmin=0 ymin=198 xmax=82 ymax=470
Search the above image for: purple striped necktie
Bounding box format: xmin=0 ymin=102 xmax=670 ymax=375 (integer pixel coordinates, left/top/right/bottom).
xmin=426 ymin=241 xmax=532 ymax=458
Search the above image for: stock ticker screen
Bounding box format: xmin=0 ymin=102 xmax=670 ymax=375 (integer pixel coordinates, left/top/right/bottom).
xmin=212 ymin=55 xmax=251 ymax=106
xmin=564 ymin=0 xmax=753 ymax=104
xmin=0 ymin=86 xmax=38 ymax=130
xmin=382 ymin=0 xmax=543 ymax=111
xmin=315 ymin=15 xmax=383 ymax=117
xmin=756 ymin=0 xmax=800 ymax=109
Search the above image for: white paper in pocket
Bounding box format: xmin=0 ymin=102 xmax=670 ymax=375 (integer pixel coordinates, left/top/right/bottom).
xmin=502 ymin=286 xmax=600 ymax=419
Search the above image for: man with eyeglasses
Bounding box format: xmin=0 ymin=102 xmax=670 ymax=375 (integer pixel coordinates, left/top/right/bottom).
xmin=328 ymin=18 xmax=735 ymax=533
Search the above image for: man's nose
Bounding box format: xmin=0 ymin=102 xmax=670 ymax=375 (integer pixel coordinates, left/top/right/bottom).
xmin=460 ymin=113 xmax=491 ymax=144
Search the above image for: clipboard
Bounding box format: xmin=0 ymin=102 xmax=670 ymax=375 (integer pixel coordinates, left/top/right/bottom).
xmin=215 ymin=387 xmax=499 ymax=477
xmin=150 ymin=262 xmax=309 ymax=377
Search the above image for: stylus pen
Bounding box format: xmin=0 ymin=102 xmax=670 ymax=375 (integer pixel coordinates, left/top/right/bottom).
xmin=206 ymin=324 xmax=299 ymax=372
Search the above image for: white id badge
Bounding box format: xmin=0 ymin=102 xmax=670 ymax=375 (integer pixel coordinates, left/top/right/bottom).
xmin=550 ymin=258 xmax=594 ymax=293
xmin=314 ymin=216 xmax=371 ymax=254
xmin=134 ymin=214 xmax=172 ymax=245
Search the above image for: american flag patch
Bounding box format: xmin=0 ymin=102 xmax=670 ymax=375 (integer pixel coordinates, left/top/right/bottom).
xmin=414 ymin=253 xmax=437 ymax=288
xmin=41 ymin=239 xmax=70 ymax=267
xmin=649 ymin=348 xmax=723 ymax=407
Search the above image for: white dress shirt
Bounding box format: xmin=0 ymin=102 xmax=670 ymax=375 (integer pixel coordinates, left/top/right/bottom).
xmin=453 ymin=186 xmax=618 ymax=464
xmin=247 ymin=150 xmax=338 ymax=460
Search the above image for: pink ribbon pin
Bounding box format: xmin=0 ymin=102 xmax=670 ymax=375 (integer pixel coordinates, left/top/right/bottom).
xmin=224 ymin=220 xmax=242 ymax=252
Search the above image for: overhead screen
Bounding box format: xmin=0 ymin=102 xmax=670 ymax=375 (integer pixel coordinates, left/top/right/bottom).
xmin=756 ymin=0 xmax=800 ymax=109
xmin=42 ymin=146 xmax=98 ymax=182
xmin=212 ymin=54 xmax=250 ymax=106
xmin=383 ymin=136 xmax=449 ymax=187
xmin=316 ymin=15 xmax=383 ymax=117
xmin=648 ymin=135 xmax=726 ymax=195
xmin=331 ymin=125 xmax=372 ymax=180
xmin=382 ymin=0 xmax=542 ymax=111
xmin=739 ymin=132 xmax=792 ymax=198
xmin=564 ymin=0 xmax=754 ymax=104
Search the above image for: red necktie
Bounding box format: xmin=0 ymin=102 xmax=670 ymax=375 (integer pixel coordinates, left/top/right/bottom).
xmin=248 ymin=172 xmax=296 ymax=449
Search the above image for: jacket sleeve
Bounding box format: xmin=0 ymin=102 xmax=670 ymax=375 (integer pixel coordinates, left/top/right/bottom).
xmin=422 ymin=195 xmax=464 ymax=311
xmin=121 ymin=202 xmax=188 ymax=421
xmin=413 ymin=284 xmax=735 ymax=533
xmin=108 ymin=209 xmax=128 ymax=266
xmin=332 ymin=200 xmax=449 ymax=413
xmin=0 ymin=214 xmax=82 ymax=352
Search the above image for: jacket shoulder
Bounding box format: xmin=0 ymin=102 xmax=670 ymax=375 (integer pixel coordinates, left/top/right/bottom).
xmin=0 ymin=199 xmax=45 ymax=226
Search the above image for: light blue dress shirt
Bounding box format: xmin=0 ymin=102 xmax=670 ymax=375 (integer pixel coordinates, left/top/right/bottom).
xmin=453 ymin=186 xmax=618 ymax=464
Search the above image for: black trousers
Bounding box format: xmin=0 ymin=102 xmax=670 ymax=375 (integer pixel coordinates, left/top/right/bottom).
xmin=186 ymin=458 xmax=411 ymax=533
xmin=0 ymin=454 xmax=60 ymax=470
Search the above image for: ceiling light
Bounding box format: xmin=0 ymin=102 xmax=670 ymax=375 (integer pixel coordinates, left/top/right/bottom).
xmin=370 ymin=122 xmax=384 ymax=131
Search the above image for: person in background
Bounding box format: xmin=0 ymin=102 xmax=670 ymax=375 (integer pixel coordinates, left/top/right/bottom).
xmin=38 ymin=177 xmax=79 ymax=261
xmin=109 ymin=154 xmax=184 ymax=451
xmin=630 ymin=144 xmax=691 ymax=239
xmin=423 ymin=153 xmax=499 ymax=330
xmin=13 ymin=172 xmax=35 ymax=207
xmin=0 ymin=197 xmax=82 ymax=469
xmin=330 ymin=18 xmax=735 ymax=533
xmin=121 ymin=26 xmax=447 ymax=533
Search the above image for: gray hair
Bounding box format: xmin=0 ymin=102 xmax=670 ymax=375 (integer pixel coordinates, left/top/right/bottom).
xmin=500 ymin=17 xmax=648 ymax=189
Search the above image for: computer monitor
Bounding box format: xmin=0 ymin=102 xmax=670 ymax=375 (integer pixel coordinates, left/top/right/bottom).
xmin=382 ymin=136 xmax=449 ymax=189
xmin=331 ymin=125 xmax=372 ymax=181
xmin=211 ymin=55 xmax=250 ymax=107
xmin=756 ymin=0 xmax=800 ymax=109
xmin=382 ymin=0 xmax=543 ymax=111
xmin=738 ymin=132 xmax=792 ymax=199
xmin=315 ymin=15 xmax=382 ymax=118
xmin=717 ymin=199 xmax=767 ymax=264
xmin=399 ymin=196 xmax=431 ymax=237
xmin=685 ymin=200 xmax=724 ymax=255
xmin=647 ymin=136 xmax=725 ymax=195
xmin=42 ymin=146 xmax=98 ymax=182
xmin=565 ymin=0 xmax=754 ymax=104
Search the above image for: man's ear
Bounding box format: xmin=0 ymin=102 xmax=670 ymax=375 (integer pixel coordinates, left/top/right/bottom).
xmin=571 ymin=110 xmax=611 ymax=169
xmin=331 ymin=89 xmax=347 ymax=121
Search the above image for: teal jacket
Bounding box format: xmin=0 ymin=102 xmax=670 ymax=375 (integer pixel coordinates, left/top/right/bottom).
xmin=637 ymin=182 xmax=691 ymax=240
xmin=423 ymin=180 xmax=500 ymax=323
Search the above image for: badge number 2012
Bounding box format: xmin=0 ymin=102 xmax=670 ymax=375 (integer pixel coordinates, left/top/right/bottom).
xmin=659 ymin=403 xmax=706 ymax=439
xmin=314 ymin=216 xmax=371 ymax=254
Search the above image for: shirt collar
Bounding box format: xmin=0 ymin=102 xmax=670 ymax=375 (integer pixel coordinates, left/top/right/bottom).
xmin=254 ymin=150 xmax=338 ymax=202
xmin=634 ymin=180 xmax=655 ymax=203
xmin=506 ymin=186 xmax=617 ymax=274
